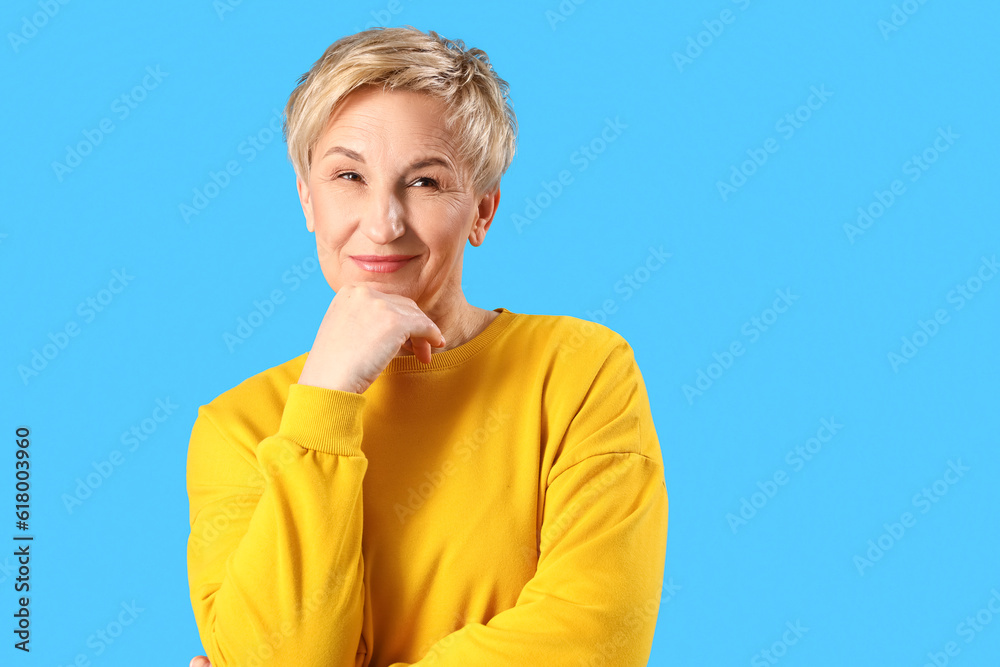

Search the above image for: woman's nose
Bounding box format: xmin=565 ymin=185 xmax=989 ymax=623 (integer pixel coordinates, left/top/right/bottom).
xmin=362 ymin=188 xmax=405 ymax=244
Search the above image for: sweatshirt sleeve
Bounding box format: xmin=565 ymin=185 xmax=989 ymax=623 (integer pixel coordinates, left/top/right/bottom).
xmin=186 ymin=382 xmax=369 ymax=667
xmin=387 ymin=340 xmax=670 ymax=666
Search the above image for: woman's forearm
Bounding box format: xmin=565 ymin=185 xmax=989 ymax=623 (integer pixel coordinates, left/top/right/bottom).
xmin=187 ymin=383 xmax=369 ymax=667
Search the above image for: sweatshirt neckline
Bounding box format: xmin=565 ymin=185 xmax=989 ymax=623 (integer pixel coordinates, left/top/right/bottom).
xmin=381 ymin=307 xmax=516 ymax=374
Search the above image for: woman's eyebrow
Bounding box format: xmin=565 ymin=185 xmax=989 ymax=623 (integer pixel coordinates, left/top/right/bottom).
xmin=320 ymin=146 xmax=452 ymax=171
xmin=409 ymin=157 xmax=452 ymax=171
xmin=322 ymin=145 xmax=364 ymax=162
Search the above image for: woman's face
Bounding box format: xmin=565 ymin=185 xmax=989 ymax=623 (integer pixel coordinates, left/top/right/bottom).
xmin=296 ymin=86 xmax=499 ymax=312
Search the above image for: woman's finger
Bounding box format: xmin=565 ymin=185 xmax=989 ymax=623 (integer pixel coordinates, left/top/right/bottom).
xmin=413 ymin=337 xmax=433 ymax=364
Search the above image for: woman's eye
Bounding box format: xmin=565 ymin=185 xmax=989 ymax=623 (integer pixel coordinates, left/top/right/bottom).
xmin=333 ymin=173 xmax=438 ymax=187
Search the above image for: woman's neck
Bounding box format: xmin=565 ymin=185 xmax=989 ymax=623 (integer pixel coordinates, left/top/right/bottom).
xmin=395 ymin=300 xmax=498 ymax=357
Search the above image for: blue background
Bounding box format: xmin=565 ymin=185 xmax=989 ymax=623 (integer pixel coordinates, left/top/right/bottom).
xmin=3 ymin=0 xmax=998 ymax=665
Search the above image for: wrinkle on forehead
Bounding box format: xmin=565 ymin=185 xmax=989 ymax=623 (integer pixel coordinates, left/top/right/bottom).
xmin=317 ymin=89 xmax=467 ymax=179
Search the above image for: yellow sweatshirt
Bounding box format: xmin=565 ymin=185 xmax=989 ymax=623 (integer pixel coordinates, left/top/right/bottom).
xmin=186 ymin=307 xmax=668 ymax=666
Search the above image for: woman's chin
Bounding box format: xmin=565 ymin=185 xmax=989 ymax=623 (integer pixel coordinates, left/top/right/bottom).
xmin=359 ymin=280 xmax=411 ymax=296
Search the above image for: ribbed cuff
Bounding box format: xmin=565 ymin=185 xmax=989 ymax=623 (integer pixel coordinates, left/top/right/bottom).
xmin=277 ymin=383 xmax=367 ymax=456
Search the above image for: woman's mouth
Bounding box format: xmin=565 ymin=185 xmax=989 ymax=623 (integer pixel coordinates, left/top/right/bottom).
xmin=350 ymin=255 xmax=415 ymax=273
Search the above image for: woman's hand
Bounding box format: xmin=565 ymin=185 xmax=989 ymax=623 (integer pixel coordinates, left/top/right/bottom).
xmin=298 ymin=283 xmax=446 ymax=394
xmin=189 ymin=657 xmax=210 ymax=667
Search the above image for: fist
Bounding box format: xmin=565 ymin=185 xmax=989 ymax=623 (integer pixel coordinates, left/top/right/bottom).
xmin=298 ymin=284 xmax=445 ymax=394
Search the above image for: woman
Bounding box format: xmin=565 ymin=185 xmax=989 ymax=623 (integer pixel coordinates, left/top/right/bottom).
xmin=187 ymin=26 xmax=668 ymax=667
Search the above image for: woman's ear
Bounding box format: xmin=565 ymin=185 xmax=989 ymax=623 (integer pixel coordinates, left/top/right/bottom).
xmin=469 ymin=188 xmax=500 ymax=247
xmin=296 ymin=175 xmax=315 ymax=233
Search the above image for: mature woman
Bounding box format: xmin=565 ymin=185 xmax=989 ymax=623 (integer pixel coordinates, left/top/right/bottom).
xmin=186 ymin=26 xmax=667 ymax=667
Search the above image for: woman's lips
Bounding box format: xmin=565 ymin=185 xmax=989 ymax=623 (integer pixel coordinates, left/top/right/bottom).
xmin=350 ymin=255 xmax=415 ymax=273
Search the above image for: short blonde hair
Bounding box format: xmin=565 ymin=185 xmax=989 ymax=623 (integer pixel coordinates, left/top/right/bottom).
xmin=283 ymin=26 xmax=518 ymax=196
